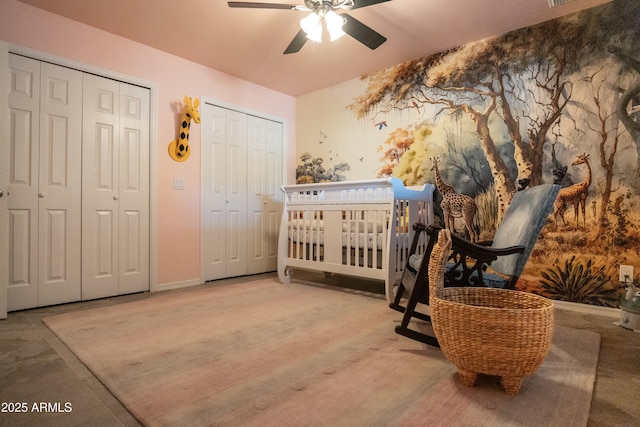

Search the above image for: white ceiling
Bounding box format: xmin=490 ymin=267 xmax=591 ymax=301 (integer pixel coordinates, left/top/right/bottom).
xmin=18 ymin=0 xmax=611 ymax=96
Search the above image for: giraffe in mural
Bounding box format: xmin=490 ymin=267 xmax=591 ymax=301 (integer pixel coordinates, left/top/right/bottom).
xmin=169 ymin=96 xmax=200 ymax=162
xmin=553 ymin=153 xmax=592 ymax=228
xmin=430 ymin=156 xmax=478 ymax=241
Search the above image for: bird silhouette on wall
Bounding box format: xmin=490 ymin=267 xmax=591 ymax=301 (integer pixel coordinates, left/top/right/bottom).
xmin=375 ymin=121 xmax=387 ymax=130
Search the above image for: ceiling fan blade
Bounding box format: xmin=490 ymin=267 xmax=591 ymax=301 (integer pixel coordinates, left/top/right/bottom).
xmin=228 ymin=2 xmax=297 ymax=9
xmin=284 ymin=29 xmax=309 ymax=54
xmin=350 ymin=0 xmax=392 ymax=10
xmin=342 ymin=14 xmax=387 ymax=50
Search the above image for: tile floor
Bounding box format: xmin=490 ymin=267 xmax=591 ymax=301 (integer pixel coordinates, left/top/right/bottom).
xmin=1 ymin=272 xmax=639 ymax=426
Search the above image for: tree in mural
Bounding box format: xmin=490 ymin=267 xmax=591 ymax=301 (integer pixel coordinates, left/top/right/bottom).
xmin=376 ymin=127 xmax=414 ymax=177
xmin=296 ymin=152 xmax=350 ymax=183
xmin=580 ymin=65 xmax=628 ymax=239
xmin=390 ymin=125 xmax=433 ymax=185
xmin=603 ymin=34 xmax=640 ymax=156
xmin=348 ymin=1 xmax=640 ymax=223
xmin=296 ymin=152 xmax=324 ymax=183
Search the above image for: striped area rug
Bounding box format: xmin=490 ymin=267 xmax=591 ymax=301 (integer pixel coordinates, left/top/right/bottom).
xmin=44 ymin=278 xmax=600 ymax=426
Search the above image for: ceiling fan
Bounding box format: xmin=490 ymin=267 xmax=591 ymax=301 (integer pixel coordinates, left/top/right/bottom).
xmin=228 ymin=0 xmax=391 ymax=54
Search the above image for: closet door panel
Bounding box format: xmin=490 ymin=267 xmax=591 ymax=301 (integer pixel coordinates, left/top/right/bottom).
xmin=265 ymin=121 xmax=283 ymax=200
xmin=246 ymin=116 xmax=267 ymax=273
xmin=37 ymin=62 xmax=82 ymax=307
xmin=7 ymin=209 xmax=35 ymax=310
xmin=264 ymin=120 xmax=283 ymax=266
xmin=224 ymin=110 xmax=247 ymax=278
xmin=118 ymin=83 xmax=150 ymax=294
xmin=227 ymin=210 xmax=242 ymax=262
xmin=0 ymin=46 xmax=5 ymax=318
xmin=82 ymin=74 xmax=120 ymax=300
xmin=207 ymin=210 xmax=225 ymax=266
xmin=202 ymin=104 xmax=228 ymax=280
xmin=247 ymin=116 xmax=282 ymax=274
xmin=96 ymin=211 xmax=115 ymax=273
xmin=226 ymin=111 xmax=247 ymax=199
xmin=7 ymin=55 xmax=40 ymax=310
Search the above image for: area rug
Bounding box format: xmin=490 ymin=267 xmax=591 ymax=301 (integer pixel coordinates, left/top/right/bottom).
xmin=43 ymin=278 xmax=600 ymax=427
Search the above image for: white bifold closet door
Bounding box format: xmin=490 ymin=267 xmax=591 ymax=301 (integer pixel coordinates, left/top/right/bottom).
xmin=7 ymin=55 xmax=82 ymax=311
xmin=82 ymin=74 xmax=150 ymax=300
xmin=201 ymin=102 xmax=283 ymax=282
xmin=246 ymin=115 xmax=282 ymax=274
xmin=4 ymin=54 xmax=150 ymax=311
xmin=202 ymin=104 xmax=248 ymax=280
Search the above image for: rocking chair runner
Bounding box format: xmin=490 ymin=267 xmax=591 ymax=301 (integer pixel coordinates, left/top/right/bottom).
xmin=390 ymin=184 xmax=560 ymax=346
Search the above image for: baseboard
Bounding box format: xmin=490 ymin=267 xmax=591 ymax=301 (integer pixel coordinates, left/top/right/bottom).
xmin=153 ymin=279 xmax=202 ymax=293
xmin=553 ymin=300 xmax=620 ymax=319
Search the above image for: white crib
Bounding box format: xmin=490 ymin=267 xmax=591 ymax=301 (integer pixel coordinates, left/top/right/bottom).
xmin=277 ymin=178 xmax=435 ymax=301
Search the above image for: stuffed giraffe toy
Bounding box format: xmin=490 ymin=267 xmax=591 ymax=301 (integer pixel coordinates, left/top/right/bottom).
xmin=430 ymin=156 xmax=479 ymax=241
xmin=169 ymin=96 xmax=200 ymax=162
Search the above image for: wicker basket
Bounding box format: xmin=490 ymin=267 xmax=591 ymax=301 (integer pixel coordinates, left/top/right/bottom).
xmin=428 ymin=229 xmax=554 ymax=394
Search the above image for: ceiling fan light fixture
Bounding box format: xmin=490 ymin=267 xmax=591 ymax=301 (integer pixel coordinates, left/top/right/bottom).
xmin=229 ymin=0 xmax=390 ymax=54
xmin=300 ymin=12 xmax=322 ymax=42
xmin=324 ymin=10 xmax=346 ymax=41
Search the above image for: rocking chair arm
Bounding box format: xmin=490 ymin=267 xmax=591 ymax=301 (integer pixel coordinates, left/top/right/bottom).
xmin=410 ymin=223 xmax=444 ymax=248
xmin=412 ymin=222 xmax=434 ymax=234
xmin=408 ymin=222 xmax=435 ymax=255
xmin=478 ymin=244 xmax=526 ymax=257
xmin=450 ymin=234 xmax=525 ymax=258
xmin=445 ymin=235 xmax=525 ymax=288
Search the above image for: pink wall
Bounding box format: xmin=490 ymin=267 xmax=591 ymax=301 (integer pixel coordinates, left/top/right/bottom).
xmin=0 ymin=0 xmax=297 ymax=287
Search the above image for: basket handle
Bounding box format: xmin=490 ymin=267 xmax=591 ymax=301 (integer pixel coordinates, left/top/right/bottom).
xmin=428 ymin=228 xmax=452 ymax=301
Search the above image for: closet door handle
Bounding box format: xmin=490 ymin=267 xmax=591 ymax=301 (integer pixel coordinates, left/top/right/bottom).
xmin=0 ymin=189 xmax=3 ymax=198
xmin=113 ymin=196 xmax=118 ymax=201
xmin=38 ymin=192 xmax=45 ymax=198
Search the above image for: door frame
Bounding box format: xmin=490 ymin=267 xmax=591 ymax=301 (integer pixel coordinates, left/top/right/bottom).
xmin=1 ymin=44 xmax=159 ymax=310
xmin=199 ymin=97 xmax=288 ymax=283
xmin=0 ymin=42 xmax=9 ymax=318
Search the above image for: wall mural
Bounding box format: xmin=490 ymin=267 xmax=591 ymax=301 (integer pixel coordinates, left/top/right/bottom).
xmin=296 ymin=0 xmax=640 ymax=306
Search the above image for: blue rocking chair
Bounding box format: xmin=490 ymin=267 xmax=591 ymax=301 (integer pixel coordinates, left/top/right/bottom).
xmin=390 ymin=184 xmax=560 ymax=346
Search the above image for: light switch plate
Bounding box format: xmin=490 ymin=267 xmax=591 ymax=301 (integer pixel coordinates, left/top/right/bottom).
xmin=173 ymin=178 xmax=185 ymax=190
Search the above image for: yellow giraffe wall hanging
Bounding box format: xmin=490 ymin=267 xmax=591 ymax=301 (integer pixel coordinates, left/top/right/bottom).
xmin=168 ymin=95 xmax=201 ymax=162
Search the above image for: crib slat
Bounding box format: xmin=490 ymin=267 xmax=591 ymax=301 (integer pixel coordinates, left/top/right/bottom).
xmin=371 ymin=210 xmax=375 ymax=269
xmin=346 ymin=210 xmax=353 ymax=267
